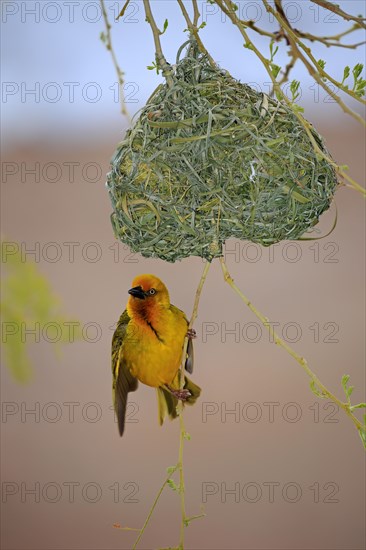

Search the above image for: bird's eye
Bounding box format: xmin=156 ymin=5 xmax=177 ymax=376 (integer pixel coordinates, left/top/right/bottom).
xmin=148 ymin=288 xmax=156 ymax=295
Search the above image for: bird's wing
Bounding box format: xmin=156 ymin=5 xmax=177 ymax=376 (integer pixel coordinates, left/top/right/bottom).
xmin=112 ymin=310 xmax=138 ymax=436
xmin=170 ymin=304 xmax=194 ymax=374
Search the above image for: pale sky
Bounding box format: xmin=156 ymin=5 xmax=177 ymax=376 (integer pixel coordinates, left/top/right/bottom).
xmin=2 ymin=0 xmax=365 ymax=149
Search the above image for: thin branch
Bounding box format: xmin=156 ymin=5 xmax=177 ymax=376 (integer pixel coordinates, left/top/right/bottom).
xmin=317 ymin=24 xmax=364 ymax=42
xmin=192 ymin=0 xmax=200 ymax=27
xmin=100 ymin=0 xmax=130 ymax=118
xmin=143 ymin=0 xmax=174 ymax=87
xmin=276 ymin=54 xmax=296 ymax=89
xmin=116 ymin=0 xmax=131 ymax=20
xmin=295 ymin=30 xmax=366 ymax=49
xmin=264 ymin=0 xmax=366 ymax=121
xmin=310 ymin=0 xmax=366 ymax=29
xmin=238 ymin=14 xmax=364 ymax=46
xmin=177 ymin=260 xmax=210 ymax=548
xmin=219 ymin=258 xmax=366 ymax=447
xmin=131 ymin=467 xmax=178 ymax=550
xmin=291 ymin=22 xmax=365 ymax=49
xmin=241 ymin=19 xmax=277 ymax=39
xmin=177 ymin=0 xmax=216 ymax=68
xmin=180 ymin=260 xmax=211 ymax=385
xmin=214 ymin=0 xmax=365 ymax=197
xmin=178 ymin=413 xmax=186 ymax=549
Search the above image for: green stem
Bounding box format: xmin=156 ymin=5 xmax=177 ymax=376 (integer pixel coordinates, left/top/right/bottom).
xmin=264 ymin=0 xmax=366 ymax=113
xmin=310 ymin=0 xmax=366 ymax=28
xmin=100 ymin=0 xmax=130 ymax=119
xmin=192 ymin=0 xmax=200 ymax=26
xmin=214 ymin=0 xmax=366 ymax=197
xmin=219 ymin=258 xmax=365 ymax=444
xmin=177 ymin=260 xmax=210 ymax=548
xmin=178 ymin=413 xmax=186 ymax=549
xmin=177 ymin=0 xmax=216 ymax=68
xmin=131 ymin=468 xmax=178 ymax=550
xmin=179 ymin=260 xmax=211 ymax=391
xmin=143 ymin=0 xmax=174 ymax=87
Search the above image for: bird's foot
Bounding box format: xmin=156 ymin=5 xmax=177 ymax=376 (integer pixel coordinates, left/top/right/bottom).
xmin=187 ymin=328 xmax=196 ymax=339
xmin=168 ymin=387 xmax=192 ymax=401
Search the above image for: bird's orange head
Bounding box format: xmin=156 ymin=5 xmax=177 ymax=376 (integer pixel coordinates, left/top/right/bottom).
xmin=126 ymin=274 xmax=170 ymax=321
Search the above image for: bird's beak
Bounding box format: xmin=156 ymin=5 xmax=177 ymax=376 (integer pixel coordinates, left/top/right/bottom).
xmin=128 ymin=286 xmax=146 ymax=300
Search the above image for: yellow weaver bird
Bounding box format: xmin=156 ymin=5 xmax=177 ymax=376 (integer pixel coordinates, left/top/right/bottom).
xmin=112 ymin=274 xmax=201 ymax=436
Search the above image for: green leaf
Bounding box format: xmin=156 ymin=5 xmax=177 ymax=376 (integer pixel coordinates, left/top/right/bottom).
xmin=352 ymin=63 xmax=363 ymax=80
xmin=292 ymin=104 xmax=304 ymax=113
xmin=183 ymin=432 xmax=191 ymax=441
xmin=341 ymin=374 xmax=350 ymax=388
xmin=271 ymin=64 xmax=281 ymax=79
xmin=290 ymin=80 xmax=300 ymax=93
xmin=318 ymin=59 xmax=326 ymax=70
xmin=166 ymin=465 xmax=177 ymax=474
xmin=358 ymin=427 xmax=366 ymax=449
xmin=290 ymin=80 xmax=301 ymax=102
xmin=341 ymin=66 xmax=350 ymax=85
xmin=147 ymin=61 xmax=158 ymax=72
xmin=350 ymin=403 xmax=366 ymax=411
xmin=353 ymin=78 xmax=366 ymax=97
xmin=162 ymin=18 xmax=168 ymax=34
xmin=310 ymin=380 xmax=327 ymax=399
xmin=167 ymin=479 xmax=179 ymax=492
xmin=269 ymin=41 xmax=279 ymax=62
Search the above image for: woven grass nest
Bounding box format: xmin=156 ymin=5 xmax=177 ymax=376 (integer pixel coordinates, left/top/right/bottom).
xmin=107 ymin=40 xmax=338 ymax=262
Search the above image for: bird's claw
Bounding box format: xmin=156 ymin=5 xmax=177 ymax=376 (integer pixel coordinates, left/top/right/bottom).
xmin=170 ymin=388 xmax=192 ymax=401
xmin=187 ymin=328 xmax=196 ymax=339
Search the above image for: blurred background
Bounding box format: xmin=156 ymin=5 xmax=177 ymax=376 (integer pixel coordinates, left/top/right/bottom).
xmin=1 ymin=1 xmax=365 ymax=549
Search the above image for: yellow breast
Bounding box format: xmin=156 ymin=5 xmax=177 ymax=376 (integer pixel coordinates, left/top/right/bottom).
xmin=122 ymin=307 xmax=187 ymax=388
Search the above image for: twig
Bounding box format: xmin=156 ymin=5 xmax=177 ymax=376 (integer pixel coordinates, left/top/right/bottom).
xmin=180 ymin=260 xmax=211 ymax=388
xmin=219 ymin=258 xmax=366 ymax=446
xmin=178 ymin=413 xmax=186 ymax=549
xmin=116 ymin=0 xmax=131 ymax=20
xmin=143 ymin=0 xmax=174 ymax=87
xmin=177 ymin=0 xmax=216 ymax=68
xmin=241 ymin=19 xmax=277 ymax=39
xmin=237 ymin=16 xmax=364 ymax=46
xmin=214 ymin=0 xmax=366 ymax=197
xmin=293 ymin=20 xmax=366 ymax=49
xmin=276 ymin=54 xmax=296 ymax=89
xmin=100 ymin=0 xmax=130 ymax=118
xmin=310 ymin=0 xmax=366 ymax=29
xmin=295 ymin=27 xmax=366 ymax=49
xmin=177 ymin=260 xmax=211 ymax=548
xmin=192 ymin=0 xmax=200 ymax=27
xmin=264 ymin=0 xmax=366 ymax=116
xmin=131 ymin=467 xmax=178 ymax=550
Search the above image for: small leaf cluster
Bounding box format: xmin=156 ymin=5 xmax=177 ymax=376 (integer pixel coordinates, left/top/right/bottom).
xmin=341 ymin=63 xmax=366 ymax=97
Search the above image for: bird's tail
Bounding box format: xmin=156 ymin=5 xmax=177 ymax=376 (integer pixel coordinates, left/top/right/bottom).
xmin=157 ymin=376 xmax=201 ymax=426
